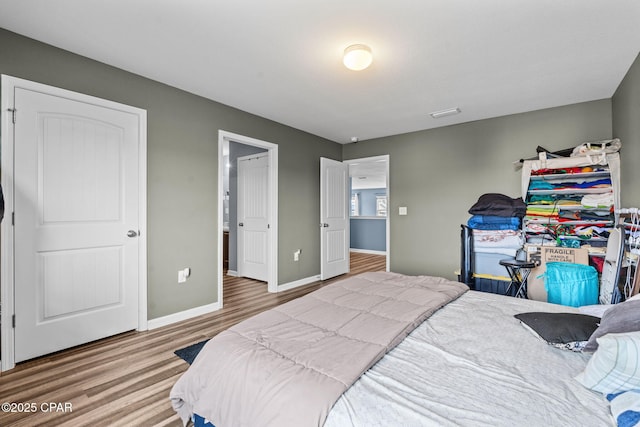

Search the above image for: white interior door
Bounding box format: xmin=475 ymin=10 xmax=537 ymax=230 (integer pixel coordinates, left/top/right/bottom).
xmin=320 ymin=157 xmax=349 ymax=280
xmin=237 ymin=153 xmax=269 ymax=281
xmin=12 ymin=85 xmax=141 ymax=362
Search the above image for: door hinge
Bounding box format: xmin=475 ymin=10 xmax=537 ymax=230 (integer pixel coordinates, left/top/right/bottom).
xmin=12 ymin=212 xmax=15 ymax=226
xmin=12 ymin=314 xmax=16 ymax=328
xmin=8 ymin=108 xmax=17 ymax=124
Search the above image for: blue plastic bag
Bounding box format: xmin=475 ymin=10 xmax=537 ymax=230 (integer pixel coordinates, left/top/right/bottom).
xmin=545 ymin=262 xmax=599 ymax=307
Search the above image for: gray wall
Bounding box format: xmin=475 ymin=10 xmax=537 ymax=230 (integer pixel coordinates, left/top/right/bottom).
xmin=1 ymin=26 xmax=634 ymax=320
xmin=613 ymin=53 xmax=640 ymax=207
xmin=0 ymin=28 xmax=341 ymax=320
xmin=342 ymin=101 xmax=613 ymax=279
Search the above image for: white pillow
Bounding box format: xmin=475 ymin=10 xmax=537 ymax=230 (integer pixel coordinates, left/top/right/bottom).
xmin=576 ymin=331 xmax=640 ymax=394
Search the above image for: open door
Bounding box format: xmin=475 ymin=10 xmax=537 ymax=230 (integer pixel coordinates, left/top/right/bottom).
xmin=320 ymin=157 xmax=349 ymax=280
xmin=237 ymin=152 xmax=269 ymax=282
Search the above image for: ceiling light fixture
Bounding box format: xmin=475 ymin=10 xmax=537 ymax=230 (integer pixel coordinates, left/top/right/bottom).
xmin=430 ymin=107 xmax=461 ymax=119
xmin=343 ymin=44 xmax=373 ymax=71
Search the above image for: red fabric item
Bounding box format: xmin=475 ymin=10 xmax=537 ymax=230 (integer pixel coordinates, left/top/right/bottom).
xmin=590 ymin=256 xmax=604 ymax=273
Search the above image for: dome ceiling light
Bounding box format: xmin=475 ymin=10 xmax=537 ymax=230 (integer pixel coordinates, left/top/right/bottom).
xmin=343 ymin=44 xmax=373 ymax=71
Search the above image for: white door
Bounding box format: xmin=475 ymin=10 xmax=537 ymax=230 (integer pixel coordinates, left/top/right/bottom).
xmin=320 ymin=157 xmax=349 ymax=280
xmin=237 ymin=153 xmax=269 ymax=281
xmin=13 ymin=85 xmax=141 ymax=362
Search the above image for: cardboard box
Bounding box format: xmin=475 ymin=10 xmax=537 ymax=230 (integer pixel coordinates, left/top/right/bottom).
xmin=526 ymin=245 xmax=589 ymax=301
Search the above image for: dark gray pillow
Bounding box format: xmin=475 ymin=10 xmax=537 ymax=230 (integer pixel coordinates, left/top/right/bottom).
xmin=514 ymin=312 xmax=600 ymax=344
xmin=584 ymin=300 xmax=640 ymax=352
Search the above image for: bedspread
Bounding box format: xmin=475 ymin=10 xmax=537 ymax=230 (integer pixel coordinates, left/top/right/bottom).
xmin=170 ymin=271 xmax=467 ymax=427
xmin=325 ymin=291 xmax=612 ymax=426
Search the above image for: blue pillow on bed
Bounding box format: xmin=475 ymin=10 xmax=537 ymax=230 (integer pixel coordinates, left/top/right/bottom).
xmin=194 ymin=414 xmax=216 ymax=427
xmin=607 ymin=390 xmax=640 ymax=427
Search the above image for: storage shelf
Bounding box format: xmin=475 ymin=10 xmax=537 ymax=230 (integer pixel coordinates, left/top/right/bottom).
xmin=526 ymin=204 xmax=611 ymax=212
xmin=529 ymin=170 xmax=611 ymax=181
xmin=524 ymin=219 xmax=614 ymax=225
xmin=527 ymin=187 xmax=613 ymax=196
xmin=523 ymin=154 xmax=619 ymax=256
xmin=558 ymin=235 xmax=608 ymax=241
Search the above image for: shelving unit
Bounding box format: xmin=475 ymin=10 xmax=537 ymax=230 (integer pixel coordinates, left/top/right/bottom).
xmin=520 ymin=152 xmax=621 ymax=302
xmin=521 ymin=152 xmax=621 ymax=251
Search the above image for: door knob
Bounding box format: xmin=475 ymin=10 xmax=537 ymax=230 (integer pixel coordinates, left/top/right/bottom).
xmin=239 ymin=222 xmax=244 ymax=227
xmin=127 ymin=230 xmax=138 ymax=237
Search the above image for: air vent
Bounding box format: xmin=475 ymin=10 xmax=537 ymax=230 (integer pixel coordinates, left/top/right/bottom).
xmin=430 ymin=107 xmax=461 ymax=119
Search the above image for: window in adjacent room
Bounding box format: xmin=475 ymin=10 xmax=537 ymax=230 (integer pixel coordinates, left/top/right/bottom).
xmin=351 ymin=192 xmax=360 ymax=216
xmin=376 ymin=195 xmax=387 ymax=217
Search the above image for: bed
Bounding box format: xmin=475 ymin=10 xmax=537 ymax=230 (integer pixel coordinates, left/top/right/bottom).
xmin=170 ymin=271 xmax=635 ymax=426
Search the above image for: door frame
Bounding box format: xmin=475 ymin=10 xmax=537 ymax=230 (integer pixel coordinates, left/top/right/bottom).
xmin=344 ymin=155 xmax=390 ymax=271
xmin=217 ymin=130 xmax=278 ymax=303
xmin=0 ymin=75 xmax=148 ymax=372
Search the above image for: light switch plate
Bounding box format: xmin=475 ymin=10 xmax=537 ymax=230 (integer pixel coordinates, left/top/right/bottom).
xmin=399 ymin=206 xmax=408 ymax=215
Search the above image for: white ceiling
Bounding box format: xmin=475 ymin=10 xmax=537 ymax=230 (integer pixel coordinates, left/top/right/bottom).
xmin=348 ymin=159 xmax=387 ymax=189
xmin=1 ymin=1 xmax=638 ymax=144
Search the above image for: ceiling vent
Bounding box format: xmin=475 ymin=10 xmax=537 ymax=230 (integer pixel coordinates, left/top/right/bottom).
xmin=430 ymin=107 xmax=461 ymax=119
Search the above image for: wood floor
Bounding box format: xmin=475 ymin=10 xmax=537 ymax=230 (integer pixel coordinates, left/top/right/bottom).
xmin=0 ymin=252 xmax=386 ymax=426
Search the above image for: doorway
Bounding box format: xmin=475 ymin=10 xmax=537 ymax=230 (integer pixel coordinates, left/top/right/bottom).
xmin=319 ymin=155 xmax=390 ymax=280
xmin=345 ymin=155 xmax=390 ymax=271
xmin=218 ymin=131 xmax=278 ymax=308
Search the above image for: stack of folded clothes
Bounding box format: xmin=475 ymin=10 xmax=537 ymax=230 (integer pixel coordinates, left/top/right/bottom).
xmin=468 ymin=193 xmax=526 ymax=234
xmin=523 ymin=185 xmax=615 ymax=246
xmin=466 ymin=194 xmax=526 ymax=290
xmin=528 ymin=177 xmax=613 ymax=192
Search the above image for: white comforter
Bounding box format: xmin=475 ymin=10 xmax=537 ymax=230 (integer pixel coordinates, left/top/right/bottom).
xmin=325 ymin=291 xmax=612 ymax=427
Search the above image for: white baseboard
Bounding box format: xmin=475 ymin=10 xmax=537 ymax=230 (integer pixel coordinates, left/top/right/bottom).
xmin=277 ymin=275 xmax=321 ymax=292
xmin=350 ymin=248 xmax=387 ymax=255
xmin=147 ymin=301 xmax=222 ymax=330
xmin=226 ymin=270 xmax=238 ymax=277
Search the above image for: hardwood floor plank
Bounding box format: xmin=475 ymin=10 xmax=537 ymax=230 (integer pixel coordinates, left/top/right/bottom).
xmin=0 ymin=252 xmax=385 ymax=426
